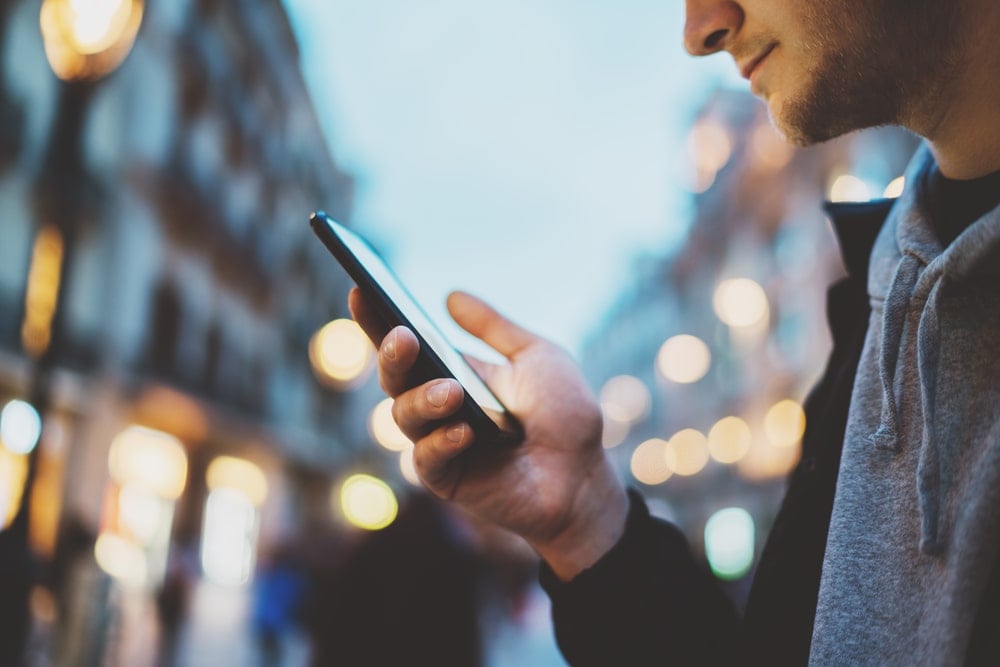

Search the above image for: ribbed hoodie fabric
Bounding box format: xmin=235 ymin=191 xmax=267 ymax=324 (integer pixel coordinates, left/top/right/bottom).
xmin=809 ymin=145 xmax=1000 ymax=665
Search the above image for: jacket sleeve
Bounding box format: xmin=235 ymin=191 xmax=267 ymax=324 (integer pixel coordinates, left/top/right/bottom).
xmin=539 ymin=489 xmax=739 ymax=666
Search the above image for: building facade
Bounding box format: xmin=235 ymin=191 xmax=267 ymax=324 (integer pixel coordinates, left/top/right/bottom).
xmin=0 ymin=1 xmax=375 ymax=661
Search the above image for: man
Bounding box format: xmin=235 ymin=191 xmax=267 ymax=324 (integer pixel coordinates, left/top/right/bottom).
xmin=350 ymin=0 xmax=1000 ymax=663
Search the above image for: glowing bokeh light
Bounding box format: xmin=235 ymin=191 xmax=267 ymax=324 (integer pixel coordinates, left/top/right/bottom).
xmin=308 ymin=319 xmax=374 ymax=388
xmin=687 ymin=119 xmax=732 ymax=175
xmin=1 ymin=400 xmax=43 ymax=455
xmin=20 ymin=226 xmax=63 ymax=358
xmin=713 ymin=278 xmax=769 ymax=329
xmin=704 ymin=507 xmax=755 ymax=580
xmin=883 ymin=176 xmax=905 ymax=199
xmin=200 ymin=487 xmax=257 ymax=586
xmin=0 ymin=449 xmax=29 ymax=531
xmin=369 ymin=398 xmax=412 ymax=452
xmin=657 ymin=335 xmax=711 ymax=384
xmin=708 ymin=416 xmax=752 ymax=464
xmin=599 ymin=375 xmax=651 ymax=424
xmin=828 ymin=174 xmax=872 ymax=203
xmin=736 ymin=438 xmax=800 ymax=481
xmin=206 ymin=456 xmax=268 ymax=506
xmin=665 ymin=428 xmax=709 ymax=476
xmin=108 ymin=426 xmax=187 ymax=500
xmin=629 ymin=438 xmax=672 ymax=486
xmin=118 ymin=483 xmax=164 ymax=544
xmin=339 ymin=474 xmax=398 ymax=530
xmin=94 ymin=532 xmax=147 ymax=587
xmin=600 ymin=410 xmax=630 ymax=449
xmin=764 ymin=400 xmax=807 ymax=448
xmin=40 ymin=0 xmax=144 ymax=81
xmin=67 ymin=0 xmax=133 ymax=53
xmin=398 ymin=446 xmax=421 ymax=487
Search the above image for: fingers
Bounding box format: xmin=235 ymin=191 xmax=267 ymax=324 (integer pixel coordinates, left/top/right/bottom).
xmin=447 ymin=291 xmax=539 ymax=360
xmin=348 ymin=288 xmax=390 ymax=346
xmin=391 ymin=378 xmax=465 ymax=438
xmin=374 ymin=326 xmax=422 ymax=397
xmin=412 ymin=421 xmax=475 ymax=494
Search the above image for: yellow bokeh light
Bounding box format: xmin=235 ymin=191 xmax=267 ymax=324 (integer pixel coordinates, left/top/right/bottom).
xmin=108 ymin=426 xmax=187 ymax=500
xmin=369 ymin=398 xmax=412 ymax=452
xmin=736 ymin=438 xmax=800 ymax=481
xmin=665 ymin=428 xmax=709 ymax=476
xmin=764 ymin=400 xmax=806 ymax=448
xmin=657 ymin=335 xmax=711 ymax=384
xmin=828 ymin=174 xmax=872 ymax=203
xmin=0 ymin=449 xmax=29 ymax=531
xmin=708 ymin=416 xmax=752 ymax=464
xmin=713 ymin=278 xmax=769 ymax=328
xmin=630 ymin=439 xmax=672 ymax=486
xmin=206 ymin=456 xmax=268 ymax=507
xmin=21 ymin=226 xmax=64 ymax=359
xmin=40 ymin=0 xmax=144 ymax=82
xmin=67 ymin=0 xmax=133 ymax=54
xmin=338 ymin=474 xmax=398 ymax=530
xmin=599 ymin=375 xmax=651 ymax=424
xmin=883 ymin=176 xmax=905 ymax=199
xmin=309 ymin=319 xmax=374 ymax=388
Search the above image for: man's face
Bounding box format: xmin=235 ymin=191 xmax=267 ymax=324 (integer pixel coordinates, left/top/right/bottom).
xmin=684 ymin=0 xmax=961 ymax=144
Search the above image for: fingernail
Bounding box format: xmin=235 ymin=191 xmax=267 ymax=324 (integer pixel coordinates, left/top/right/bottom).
xmin=446 ymin=424 xmax=465 ymax=443
xmin=427 ymin=381 xmax=451 ymax=407
xmin=383 ymin=329 xmax=397 ymax=360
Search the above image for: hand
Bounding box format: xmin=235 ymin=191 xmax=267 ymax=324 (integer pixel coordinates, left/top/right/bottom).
xmin=349 ymin=288 xmax=628 ymax=579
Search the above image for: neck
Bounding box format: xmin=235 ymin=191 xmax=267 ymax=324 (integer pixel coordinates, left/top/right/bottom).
xmin=912 ymin=1 xmax=1000 ymax=179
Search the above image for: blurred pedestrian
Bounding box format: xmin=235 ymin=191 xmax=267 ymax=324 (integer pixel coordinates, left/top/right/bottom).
xmin=252 ymin=541 xmax=306 ymax=667
xmin=304 ymin=493 xmax=482 ymax=667
xmin=156 ymin=542 xmax=192 ymax=667
xmin=349 ymin=0 xmax=1000 ymax=664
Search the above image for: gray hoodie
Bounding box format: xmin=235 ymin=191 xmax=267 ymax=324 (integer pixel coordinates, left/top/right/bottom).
xmin=809 ymin=145 xmax=1000 ymax=665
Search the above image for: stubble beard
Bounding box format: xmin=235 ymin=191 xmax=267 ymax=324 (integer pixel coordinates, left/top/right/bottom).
xmin=770 ymin=0 xmax=961 ymax=146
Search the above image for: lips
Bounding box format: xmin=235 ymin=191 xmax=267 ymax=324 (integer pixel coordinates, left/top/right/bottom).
xmin=740 ymin=43 xmax=776 ymax=81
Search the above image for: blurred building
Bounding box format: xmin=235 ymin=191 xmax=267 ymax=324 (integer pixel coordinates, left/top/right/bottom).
xmin=581 ymin=88 xmax=919 ymax=591
xmin=0 ymin=0 xmax=380 ymax=663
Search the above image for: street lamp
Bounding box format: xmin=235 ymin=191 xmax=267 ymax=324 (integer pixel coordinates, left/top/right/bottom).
xmin=40 ymin=0 xmax=144 ymax=83
xmin=0 ymin=4 xmax=144 ymax=663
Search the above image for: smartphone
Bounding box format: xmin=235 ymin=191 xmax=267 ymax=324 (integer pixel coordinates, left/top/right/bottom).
xmin=310 ymin=211 xmax=524 ymax=446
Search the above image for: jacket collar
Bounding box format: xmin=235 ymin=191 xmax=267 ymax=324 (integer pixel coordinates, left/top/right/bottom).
xmin=823 ymin=198 xmax=896 ymax=284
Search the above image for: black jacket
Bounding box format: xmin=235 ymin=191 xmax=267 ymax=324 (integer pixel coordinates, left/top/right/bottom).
xmin=540 ymin=199 xmax=1000 ymax=666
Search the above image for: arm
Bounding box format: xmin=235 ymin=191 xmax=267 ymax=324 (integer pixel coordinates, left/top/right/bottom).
xmin=541 ymin=490 xmax=738 ymax=666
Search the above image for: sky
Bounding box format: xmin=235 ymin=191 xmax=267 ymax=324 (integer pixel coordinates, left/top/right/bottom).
xmin=284 ymin=0 xmax=743 ymax=358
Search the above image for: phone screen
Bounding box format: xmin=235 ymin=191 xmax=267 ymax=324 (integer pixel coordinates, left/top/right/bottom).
xmin=310 ymin=212 xmax=521 ymax=443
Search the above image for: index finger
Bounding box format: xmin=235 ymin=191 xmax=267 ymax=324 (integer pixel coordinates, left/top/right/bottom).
xmin=348 ymin=287 xmax=389 ymax=346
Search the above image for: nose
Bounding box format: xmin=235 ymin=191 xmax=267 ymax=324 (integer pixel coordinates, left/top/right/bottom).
xmin=684 ymin=0 xmax=744 ymax=56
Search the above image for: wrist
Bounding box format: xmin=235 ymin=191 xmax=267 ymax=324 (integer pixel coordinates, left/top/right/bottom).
xmin=531 ymin=456 xmax=629 ymax=582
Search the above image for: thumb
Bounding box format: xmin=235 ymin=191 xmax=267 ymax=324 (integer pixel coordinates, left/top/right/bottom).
xmin=447 ymin=291 xmax=538 ymax=360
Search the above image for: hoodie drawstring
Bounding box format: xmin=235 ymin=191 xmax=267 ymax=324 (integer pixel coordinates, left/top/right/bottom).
xmin=868 ymin=252 xmax=923 ymax=452
xmin=916 ymin=278 xmax=947 ymax=555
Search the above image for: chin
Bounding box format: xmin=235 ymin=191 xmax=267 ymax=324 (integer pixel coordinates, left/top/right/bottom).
xmin=767 ymin=90 xmax=849 ymax=147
